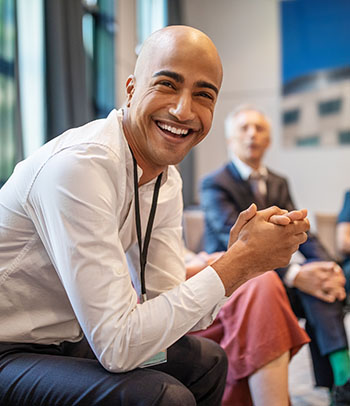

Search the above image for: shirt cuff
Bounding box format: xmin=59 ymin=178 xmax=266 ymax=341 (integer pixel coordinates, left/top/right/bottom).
xmin=284 ymin=263 xmax=301 ymax=287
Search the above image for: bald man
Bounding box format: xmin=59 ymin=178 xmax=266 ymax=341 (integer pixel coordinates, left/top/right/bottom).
xmin=0 ymin=27 xmax=309 ymax=405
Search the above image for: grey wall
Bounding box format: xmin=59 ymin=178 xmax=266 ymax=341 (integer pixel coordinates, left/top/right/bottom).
xmin=182 ymin=0 xmax=350 ymax=226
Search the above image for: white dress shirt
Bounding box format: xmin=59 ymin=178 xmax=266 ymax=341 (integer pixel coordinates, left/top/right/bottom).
xmin=0 ymin=109 xmax=226 ymax=372
xmin=231 ymin=154 xmax=268 ymax=197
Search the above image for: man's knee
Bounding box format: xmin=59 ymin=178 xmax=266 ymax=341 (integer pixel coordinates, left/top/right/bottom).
xmin=184 ymin=334 xmax=228 ymax=376
xmin=105 ymin=371 xmax=197 ymax=406
xmin=206 ymin=336 xmax=228 ymax=372
xmin=156 ymin=382 xmax=196 ymax=406
xmin=196 ymin=336 xmax=228 ymax=389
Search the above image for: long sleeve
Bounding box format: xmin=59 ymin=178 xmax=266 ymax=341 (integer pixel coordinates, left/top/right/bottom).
xmin=25 ymin=146 xmax=226 ymax=372
xmin=338 ymin=191 xmax=350 ymax=223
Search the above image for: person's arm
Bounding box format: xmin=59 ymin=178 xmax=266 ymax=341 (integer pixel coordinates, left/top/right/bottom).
xmin=272 ymin=179 xmax=346 ymax=301
xmin=200 ymin=174 xmax=242 ymax=249
xmin=337 ymin=223 xmax=350 ymax=254
xmin=28 ymin=149 xmax=309 ymax=370
xmin=273 ymin=178 xmax=332 ymax=288
xmin=292 ymin=261 xmax=346 ymax=302
xmin=185 ymin=251 xmax=224 ymax=279
xmin=201 ymin=173 xmax=307 ymax=285
xmin=27 ymin=151 xmax=227 ymax=373
xmin=126 ymin=168 xmax=229 ymax=334
xmin=211 ymin=204 xmax=309 ymax=297
xmin=337 ymin=191 xmax=350 ymax=254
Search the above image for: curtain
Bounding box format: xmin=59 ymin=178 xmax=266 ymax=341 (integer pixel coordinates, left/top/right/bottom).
xmin=91 ymin=0 xmax=115 ymax=118
xmin=167 ymin=0 xmax=182 ymax=25
xmin=44 ymin=0 xmax=93 ymax=141
xmin=44 ymin=0 xmax=115 ymax=141
xmin=0 ymin=0 xmax=22 ymax=186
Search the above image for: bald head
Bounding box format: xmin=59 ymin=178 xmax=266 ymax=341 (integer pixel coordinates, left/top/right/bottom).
xmin=134 ymin=25 xmax=223 ymax=88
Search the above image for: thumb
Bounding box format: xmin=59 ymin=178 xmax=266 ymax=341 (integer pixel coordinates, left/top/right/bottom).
xmin=228 ymin=204 xmax=257 ymax=248
xmin=241 ymin=203 xmax=257 ymax=222
xmin=315 ymin=288 xmax=336 ymax=303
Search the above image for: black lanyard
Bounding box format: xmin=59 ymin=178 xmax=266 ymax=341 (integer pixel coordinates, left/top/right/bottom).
xmin=131 ymin=151 xmax=163 ymax=303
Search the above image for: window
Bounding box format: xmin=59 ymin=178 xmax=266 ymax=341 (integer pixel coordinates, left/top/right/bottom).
xmin=283 ymin=109 xmax=300 ymax=125
xmin=83 ymin=0 xmax=116 ymax=117
xmin=339 ymin=130 xmax=350 ymax=145
xmin=296 ymin=135 xmax=320 ymax=147
xmin=136 ymin=0 xmax=167 ymax=50
xmin=17 ymin=0 xmax=45 ymax=157
xmin=1 ymin=0 xmax=117 ymax=185
xmin=318 ymin=98 xmax=342 ymax=116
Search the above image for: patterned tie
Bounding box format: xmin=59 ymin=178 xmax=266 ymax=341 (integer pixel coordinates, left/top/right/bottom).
xmin=249 ymin=171 xmax=266 ymax=208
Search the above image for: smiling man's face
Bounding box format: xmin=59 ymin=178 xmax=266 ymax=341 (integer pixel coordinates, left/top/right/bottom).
xmin=123 ymin=26 xmax=222 ymax=179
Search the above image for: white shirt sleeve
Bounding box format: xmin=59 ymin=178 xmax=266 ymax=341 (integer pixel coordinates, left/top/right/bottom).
xmin=284 ymin=263 xmax=301 ymax=287
xmin=27 ymin=146 xmax=226 ymax=372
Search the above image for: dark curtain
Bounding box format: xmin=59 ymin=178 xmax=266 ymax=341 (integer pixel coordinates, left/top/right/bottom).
xmin=0 ymin=0 xmax=22 ymax=186
xmin=92 ymin=0 xmax=115 ymax=118
xmin=167 ymin=0 xmax=182 ymax=25
xmin=44 ymin=0 xmax=93 ymax=141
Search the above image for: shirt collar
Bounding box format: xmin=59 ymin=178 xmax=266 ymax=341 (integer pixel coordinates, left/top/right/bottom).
xmin=231 ymin=154 xmax=267 ymax=181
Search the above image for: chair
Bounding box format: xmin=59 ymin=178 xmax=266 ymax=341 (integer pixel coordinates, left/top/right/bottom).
xmin=314 ymin=212 xmax=342 ymax=261
xmin=183 ymin=208 xmax=205 ymax=253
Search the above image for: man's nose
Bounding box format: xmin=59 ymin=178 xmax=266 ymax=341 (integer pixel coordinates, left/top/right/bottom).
xmin=246 ymin=125 xmax=257 ymax=137
xmin=169 ymin=91 xmax=196 ymax=121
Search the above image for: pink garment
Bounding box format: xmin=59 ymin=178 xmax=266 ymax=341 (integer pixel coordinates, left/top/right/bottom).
xmin=192 ymin=271 xmax=310 ymax=406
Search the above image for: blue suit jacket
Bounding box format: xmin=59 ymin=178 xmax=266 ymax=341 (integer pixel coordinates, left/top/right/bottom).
xmin=200 ymin=161 xmax=331 ymax=277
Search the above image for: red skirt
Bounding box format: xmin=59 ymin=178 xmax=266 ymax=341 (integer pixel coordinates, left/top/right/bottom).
xmin=192 ymin=271 xmax=310 ymax=406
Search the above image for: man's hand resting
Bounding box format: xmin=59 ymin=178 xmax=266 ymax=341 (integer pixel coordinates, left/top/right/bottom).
xmin=211 ymin=204 xmax=310 ymax=296
xmin=293 ymin=261 xmax=346 ymax=302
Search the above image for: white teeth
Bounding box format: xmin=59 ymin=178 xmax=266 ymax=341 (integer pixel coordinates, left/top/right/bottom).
xmin=158 ymin=122 xmax=189 ymax=136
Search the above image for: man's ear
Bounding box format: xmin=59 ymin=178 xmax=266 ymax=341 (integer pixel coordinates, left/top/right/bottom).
xmin=125 ymin=75 xmax=135 ymax=107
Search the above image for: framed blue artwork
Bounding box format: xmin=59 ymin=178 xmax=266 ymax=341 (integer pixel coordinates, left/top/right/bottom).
xmin=280 ymin=0 xmax=350 ymax=147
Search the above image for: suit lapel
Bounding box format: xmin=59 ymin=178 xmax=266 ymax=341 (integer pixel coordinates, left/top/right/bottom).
xmin=225 ymin=162 xmax=258 ymax=211
xmin=265 ymin=171 xmax=278 ymax=207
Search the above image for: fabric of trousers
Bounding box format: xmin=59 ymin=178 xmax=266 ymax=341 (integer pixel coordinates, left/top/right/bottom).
xmin=286 ymin=286 xmax=348 ymax=388
xmin=0 ymin=334 xmax=227 ymax=406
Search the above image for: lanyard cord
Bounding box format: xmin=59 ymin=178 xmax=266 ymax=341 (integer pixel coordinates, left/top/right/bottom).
xmin=131 ymin=150 xmax=163 ymax=303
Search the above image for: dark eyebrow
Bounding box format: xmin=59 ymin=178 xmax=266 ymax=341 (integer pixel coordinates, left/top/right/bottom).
xmin=152 ymin=70 xmax=218 ymax=95
xmin=153 ymin=70 xmax=184 ymax=83
xmin=195 ymin=81 xmax=219 ymax=95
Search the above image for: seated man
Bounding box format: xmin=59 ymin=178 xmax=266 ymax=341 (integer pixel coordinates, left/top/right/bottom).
xmin=200 ymin=105 xmax=349 ymax=406
xmin=0 ymin=28 xmax=310 ymax=406
xmin=337 ymin=189 xmax=350 ymax=292
xmin=185 ymin=248 xmax=310 ymax=406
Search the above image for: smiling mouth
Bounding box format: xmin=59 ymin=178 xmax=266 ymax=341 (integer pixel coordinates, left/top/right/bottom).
xmin=156 ymin=121 xmax=193 ymax=138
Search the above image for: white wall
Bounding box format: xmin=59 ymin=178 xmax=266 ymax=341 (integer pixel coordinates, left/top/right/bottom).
xmin=182 ymin=0 xmax=350 ymax=225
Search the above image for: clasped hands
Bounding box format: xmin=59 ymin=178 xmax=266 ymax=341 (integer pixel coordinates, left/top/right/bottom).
xmin=234 ymin=205 xmax=346 ymax=303
xmin=228 ymin=203 xmax=309 ymax=250
xmin=293 ymin=261 xmax=346 ymax=303
xmin=209 ymin=204 xmax=311 ymax=296
xmin=226 ymin=204 xmax=346 ymax=302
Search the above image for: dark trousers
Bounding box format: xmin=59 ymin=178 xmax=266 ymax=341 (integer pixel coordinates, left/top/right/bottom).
xmin=287 ymin=286 xmax=348 ymax=388
xmin=0 ymin=335 xmax=227 ymax=406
